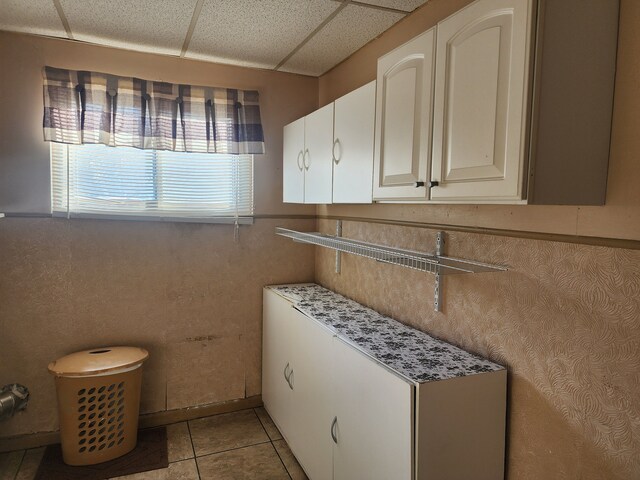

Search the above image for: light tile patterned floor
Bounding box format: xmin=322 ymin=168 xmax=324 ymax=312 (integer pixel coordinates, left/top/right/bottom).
xmin=0 ymin=408 xmax=308 ymax=480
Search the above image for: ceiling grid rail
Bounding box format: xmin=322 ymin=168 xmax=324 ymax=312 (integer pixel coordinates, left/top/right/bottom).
xmin=274 ymin=1 xmax=350 ymax=71
xmin=3 ymin=0 xmax=427 ymax=76
xmin=52 ymin=0 xmax=73 ymax=39
xmin=181 ymin=0 xmax=205 ymax=57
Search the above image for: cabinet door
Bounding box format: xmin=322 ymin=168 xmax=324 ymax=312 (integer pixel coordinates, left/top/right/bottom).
xmin=332 ymin=338 xmax=413 ymax=480
xmin=430 ymin=0 xmax=533 ymax=202
xmin=283 ymin=117 xmax=305 ymax=203
xmin=304 ymin=103 xmax=335 ymax=204
xmin=287 ymin=309 xmax=334 ymax=480
xmin=333 ymin=81 xmax=376 ymax=204
xmin=261 ymin=290 xmax=295 ymax=437
xmin=373 ymin=29 xmax=436 ymax=201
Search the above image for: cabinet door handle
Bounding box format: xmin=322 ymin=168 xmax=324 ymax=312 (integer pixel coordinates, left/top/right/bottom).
xmin=287 ymin=369 xmax=294 ymax=390
xmin=332 ymin=138 xmax=341 ymax=164
xmin=331 ymin=416 xmax=338 ymax=444
xmin=296 ymin=151 xmax=303 ymax=171
xmin=303 ymin=149 xmax=310 ymax=170
xmin=283 ymin=363 xmax=290 ymax=382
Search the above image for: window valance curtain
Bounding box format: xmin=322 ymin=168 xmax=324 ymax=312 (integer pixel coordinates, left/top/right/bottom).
xmin=43 ymin=66 xmax=265 ymax=155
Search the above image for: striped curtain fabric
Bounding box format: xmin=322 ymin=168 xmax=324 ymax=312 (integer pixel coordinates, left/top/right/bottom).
xmin=42 ymin=66 xmax=265 ymax=155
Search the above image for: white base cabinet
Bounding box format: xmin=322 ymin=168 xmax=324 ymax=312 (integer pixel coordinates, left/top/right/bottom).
xmin=261 ymin=287 xmax=295 ymax=437
xmin=262 ymin=288 xmax=333 ymax=480
xmin=263 ymin=286 xmax=507 ymax=480
xmin=288 ymin=308 xmax=334 ymax=480
xmin=332 ymin=336 xmax=413 ymax=480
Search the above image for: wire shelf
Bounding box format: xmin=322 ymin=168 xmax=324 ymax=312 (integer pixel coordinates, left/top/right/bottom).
xmin=276 ymin=227 xmax=507 ymax=276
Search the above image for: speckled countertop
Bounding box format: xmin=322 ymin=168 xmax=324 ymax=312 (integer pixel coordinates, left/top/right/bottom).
xmin=269 ymin=283 xmax=504 ymax=384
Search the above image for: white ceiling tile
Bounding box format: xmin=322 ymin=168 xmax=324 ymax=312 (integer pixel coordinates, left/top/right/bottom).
xmin=185 ymin=0 xmax=338 ymax=70
xmin=279 ymin=3 xmax=403 ymax=76
xmin=0 ymin=0 xmax=66 ymax=38
xmin=356 ymin=0 xmax=428 ymax=13
xmin=58 ymin=0 xmax=195 ymax=56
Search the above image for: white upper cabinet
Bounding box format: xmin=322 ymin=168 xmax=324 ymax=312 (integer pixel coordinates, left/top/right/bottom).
xmin=304 ymin=103 xmax=335 ymax=204
xmin=285 ymin=0 xmax=617 ymax=205
xmin=333 ymin=81 xmax=376 ymax=204
xmin=282 ymin=105 xmax=333 ymax=205
xmin=373 ymin=29 xmax=436 ymax=201
xmin=430 ymin=0 xmax=533 ymax=202
xmin=282 ymin=117 xmax=305 ymax=203
xmin=372 ymin=0 xmax=617 ymax=205
xmin=283 ymin=82 xmax=376 ymax=205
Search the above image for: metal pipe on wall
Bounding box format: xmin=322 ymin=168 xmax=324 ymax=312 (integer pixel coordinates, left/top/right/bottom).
xmin=0 ymin=384 xmax=29 ymax=421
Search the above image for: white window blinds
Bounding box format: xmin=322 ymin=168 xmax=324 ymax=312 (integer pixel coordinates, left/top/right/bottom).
xmin=51 ymin=143 xmax=253 ymax=223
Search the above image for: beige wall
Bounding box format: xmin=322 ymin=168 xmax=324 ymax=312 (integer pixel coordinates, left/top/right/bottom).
xmin=0 ymin=32 xmax=318 ymax=438
xmin=315 ymin=1 xmax=640 ymax=479
xmin=318 ymin=0 xmax=640 ymax=243
xmin=0 ymin=217 xmax=315 ymax=438
xmin=0 ymin=31 xmax=318 ymax=216
xmin=2 ymin=5 xmax=640 ymax=480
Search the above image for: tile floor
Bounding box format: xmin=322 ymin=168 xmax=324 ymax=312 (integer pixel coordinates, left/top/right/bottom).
xmin=0 ymin=407 xmax=308 ymax=480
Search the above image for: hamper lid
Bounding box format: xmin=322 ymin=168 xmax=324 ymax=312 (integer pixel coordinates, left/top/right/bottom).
xmin=48 ymin=347 xmax=149 ymax=376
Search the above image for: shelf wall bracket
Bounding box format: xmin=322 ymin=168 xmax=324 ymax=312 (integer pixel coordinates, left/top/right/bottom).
xmin=335 ymin=220 xmax=343 ymax=274
xmin=434 ymin=231 xmax=444 ymax=313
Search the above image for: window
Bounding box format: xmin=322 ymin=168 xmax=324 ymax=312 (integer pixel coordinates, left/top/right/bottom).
xmin=51 ymin=143 xmax=253 ymax=223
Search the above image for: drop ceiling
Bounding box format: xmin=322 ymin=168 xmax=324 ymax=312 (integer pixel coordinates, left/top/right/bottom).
xmin=0 ymin=0 xmax=429 ymax=76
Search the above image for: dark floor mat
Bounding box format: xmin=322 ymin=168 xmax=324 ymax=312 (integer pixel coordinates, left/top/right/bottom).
xmin=35 ymin=426 xmax=168 ymax=480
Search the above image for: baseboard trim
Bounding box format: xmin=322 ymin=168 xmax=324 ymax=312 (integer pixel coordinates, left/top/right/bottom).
xmin=0 ymin=430 xmax=61 ymax=454
xmin=138 ymin=395 xmax=263 ymax=429
xmin=0 ymin=395 xmax=262 ymax=453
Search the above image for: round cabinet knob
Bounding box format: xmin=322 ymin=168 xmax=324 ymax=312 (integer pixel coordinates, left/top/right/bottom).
xmin=428 ymin=181 xmax=439 ymax=188
xmin=414 ymin=181 xmax=425 ymax=188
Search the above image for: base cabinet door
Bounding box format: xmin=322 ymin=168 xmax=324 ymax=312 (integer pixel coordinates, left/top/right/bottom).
xmin=288 ymin=309 xmax=334 ymax=480
xmin=430 ymin=0 xmax=533 ymax=202
xmin=261 ymin=290 xmax=295 ymax=437
xmin=332 ymin=338 xmax=413 ymax=480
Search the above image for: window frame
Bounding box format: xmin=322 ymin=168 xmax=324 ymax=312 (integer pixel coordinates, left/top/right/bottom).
xmin=50 ymin=143 xmax=255 ymax=225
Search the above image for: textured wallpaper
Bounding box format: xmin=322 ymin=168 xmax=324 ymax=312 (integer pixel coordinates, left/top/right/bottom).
xmin=0 ymin=217 xmax=316 ymax=438
xmin=316 ymin=219 xmax=640 ymax=480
